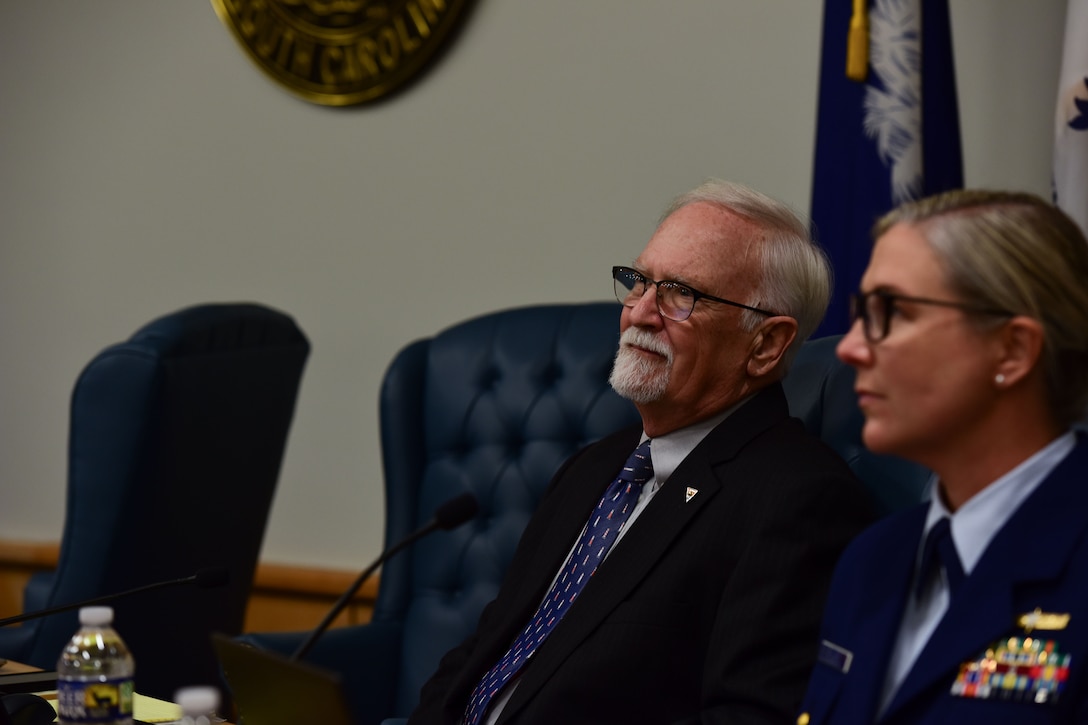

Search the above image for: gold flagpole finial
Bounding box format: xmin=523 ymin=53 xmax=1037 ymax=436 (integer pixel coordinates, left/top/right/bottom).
xmin=846 ymin=0 xmax=869 ymax=82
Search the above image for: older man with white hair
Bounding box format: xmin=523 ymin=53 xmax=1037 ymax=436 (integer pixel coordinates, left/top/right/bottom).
xmin=407 ymin=178 xmax=874 ymax=725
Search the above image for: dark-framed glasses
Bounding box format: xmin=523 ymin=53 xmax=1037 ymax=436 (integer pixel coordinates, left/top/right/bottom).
xmin=612 ymin=265 xmax=778 ymax=322
xmin=849 ymin=289 xmax=1014 ymax=343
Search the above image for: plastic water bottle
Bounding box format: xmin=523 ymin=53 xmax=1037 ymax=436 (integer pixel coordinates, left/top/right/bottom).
xmin=175 ymin=686 xmax=221 ymax=725
xmin=56 ymin=606 xmax=135 ymax=725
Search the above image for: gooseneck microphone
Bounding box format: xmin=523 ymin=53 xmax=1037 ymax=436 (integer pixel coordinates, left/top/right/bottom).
xmin=291 ymin=492 xmax=479 ymax=662
xmin=0 ymin=567 xmax=230 ymax=628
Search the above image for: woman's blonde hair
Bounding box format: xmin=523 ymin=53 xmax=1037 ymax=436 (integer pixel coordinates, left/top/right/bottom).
xmin=875 ymin=189 xmax=1088 ymax=427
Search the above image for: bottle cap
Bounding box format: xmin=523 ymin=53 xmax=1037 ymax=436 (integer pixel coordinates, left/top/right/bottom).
xmin=175 ymin=686 xmax=220 ymax=716
xmin=78 ymin=606 xmax=114 ymax=626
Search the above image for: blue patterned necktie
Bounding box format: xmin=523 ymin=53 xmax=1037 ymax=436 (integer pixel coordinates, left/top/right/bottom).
xmin=914 ymin=516 xmax=965 ymax=600
xmin=462 ymin=440 xmax=654 ymax=725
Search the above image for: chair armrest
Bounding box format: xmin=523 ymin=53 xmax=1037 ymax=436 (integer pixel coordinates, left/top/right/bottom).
xmin=0 ymin=624 xmax=38 ymax=664
xmin=0 ymin=573 xmax=55 ymax=665
xmin=22 ymin=571 xmax=55 ymax=614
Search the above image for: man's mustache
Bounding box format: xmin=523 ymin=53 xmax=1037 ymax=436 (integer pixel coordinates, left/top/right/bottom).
xmin=618 ymin=327 xmax=674 ymax=363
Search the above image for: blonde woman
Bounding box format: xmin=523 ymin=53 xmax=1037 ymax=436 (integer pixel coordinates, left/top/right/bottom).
xmin=800 ymin=190 xmax=1088 ymax=724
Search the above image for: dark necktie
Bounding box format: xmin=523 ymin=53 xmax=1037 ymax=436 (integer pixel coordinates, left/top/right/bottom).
xmin=462 ymin=440 xmax=654 ymax=725
xmin=914 ymin=516 xmax=965 ymax=601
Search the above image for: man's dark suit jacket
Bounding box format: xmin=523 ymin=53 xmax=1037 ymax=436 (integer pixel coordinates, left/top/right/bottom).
xmin=799 ymin=431 xmax=1088 ymax=724
xmin=407 ymin=382 xmax=874 ymax=725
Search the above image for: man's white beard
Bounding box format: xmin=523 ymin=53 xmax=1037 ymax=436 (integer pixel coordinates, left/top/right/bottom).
xmin=609 ymin=327 xmax=674 ymax=404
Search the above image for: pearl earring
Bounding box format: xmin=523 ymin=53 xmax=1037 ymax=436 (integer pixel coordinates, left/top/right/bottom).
xmin=995 ymin=373 xmax=1006 ymax=385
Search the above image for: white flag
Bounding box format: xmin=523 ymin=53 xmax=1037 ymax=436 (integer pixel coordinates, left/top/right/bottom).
xmin=1055 ymin=0 xmax=1088 ymax=236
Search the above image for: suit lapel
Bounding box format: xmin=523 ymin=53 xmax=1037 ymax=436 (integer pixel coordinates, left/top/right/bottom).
xmin=489 ymin=429 xmax=645 ymax=641
xmin=883 ymin=438 xmax=1088 ymax=718
xmin=499 ymin=386 xmax=789 ymax=720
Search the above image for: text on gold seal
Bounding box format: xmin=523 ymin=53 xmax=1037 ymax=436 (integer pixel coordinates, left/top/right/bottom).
xmin=210 ymin=0 xmax=470 ymax=106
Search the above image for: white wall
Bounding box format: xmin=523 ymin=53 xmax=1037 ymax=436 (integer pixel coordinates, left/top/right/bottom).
xmin=0 ymin=1 xmax=1065 ymax=569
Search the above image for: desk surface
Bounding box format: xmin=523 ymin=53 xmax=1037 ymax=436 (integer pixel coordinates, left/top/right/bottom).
xmin=0 ymin=658 xmax=39 ymax=675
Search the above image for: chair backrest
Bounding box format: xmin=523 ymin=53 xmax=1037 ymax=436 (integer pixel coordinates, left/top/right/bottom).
xmin=18 ymin=303 xmax=309 ymax=700
xmin=782 ymin=335 xmax=931 ymax=514
xmin=375 ymin=302 xmax=640 ymax=712
xmin=371 ymin=302 xmax=930 ymax=715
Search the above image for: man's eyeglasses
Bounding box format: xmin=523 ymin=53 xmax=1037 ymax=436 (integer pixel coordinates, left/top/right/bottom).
xmin=612 ymin=266 xmax=778 ymax=322
xmin=849 ymin=289 xmax=1013 ymax=343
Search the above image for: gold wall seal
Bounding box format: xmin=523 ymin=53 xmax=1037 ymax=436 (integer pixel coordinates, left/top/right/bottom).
xmin=210 ymin=0 xmax=470 ymax=106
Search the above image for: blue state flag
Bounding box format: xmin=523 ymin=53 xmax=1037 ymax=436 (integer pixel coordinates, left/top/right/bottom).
xmin=811 ymin=0 xmax=963 ymax=337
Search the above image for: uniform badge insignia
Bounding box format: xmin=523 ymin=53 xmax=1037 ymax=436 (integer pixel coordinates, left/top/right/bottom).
xmin=817 ymin=639 xmax=853 ymax=673
xmin=1019 ymin=608 xmax=1071 ymax=633
xmin=685 ymin=487 xmax=698 ymax=503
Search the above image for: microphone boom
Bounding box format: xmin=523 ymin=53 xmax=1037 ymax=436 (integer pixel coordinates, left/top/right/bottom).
xmin=0 ymin=567 xmax=230 ymax=628
xmin=290 ymin=493 xmax=479 ymax=661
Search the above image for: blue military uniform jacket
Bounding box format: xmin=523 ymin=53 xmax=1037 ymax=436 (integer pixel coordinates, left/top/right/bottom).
xmin=799 ymin=432 xmax=1088 ymax=724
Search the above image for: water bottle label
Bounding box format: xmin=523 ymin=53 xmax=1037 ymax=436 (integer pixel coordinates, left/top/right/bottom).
xmin=57 ymin=677 xmax=134 ymax=723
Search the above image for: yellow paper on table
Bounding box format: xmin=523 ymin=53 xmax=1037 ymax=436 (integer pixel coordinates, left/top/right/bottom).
xmin=41 ymin=689 xmax=183 ymax=723
xmin=135 ymin=693 xmax=184 ymax=722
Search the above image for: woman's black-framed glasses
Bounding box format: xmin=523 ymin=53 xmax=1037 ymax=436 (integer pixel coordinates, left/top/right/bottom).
xmin=849 ymin=289 xmax=1013 ymax=343
xmin=612 ymin=265 xmax=778 ymax=322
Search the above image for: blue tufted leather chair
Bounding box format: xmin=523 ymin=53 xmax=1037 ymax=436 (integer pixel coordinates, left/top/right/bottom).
xmin=238 ymin=302 xmax=930 ymax=725
xmin=0 ymin=303 xmax=310 ymax=704
xmin=239 ymin=302 xmax=639 ymax=724
xmin=783 ymin=335 xmax=930 ymax=514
